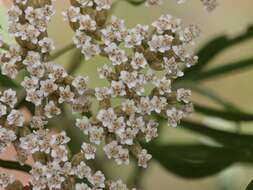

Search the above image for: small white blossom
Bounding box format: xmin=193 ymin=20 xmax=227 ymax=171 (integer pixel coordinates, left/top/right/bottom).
xmin=176 ymin=88 xmax=191 ymax=103
xmin=26 ymin=90 xmax=43 ymax=106
xmin=152 ymin=14 xmax=181 ymax=34
xmin=81 ymin=142 xmax=97 ymax=160
xmin=72 ymin=76 xmax=89 ymax=95
xmin=21 ymin=76 xmax=39 ymax=91
xmin=130 ymin=52 xmax=147 ymax=70
xmin=76 ymin=0 xmax=94 ymax=7
xmin=75 ymin=183 xmax=92 ymax=190
xmin=62 ymin=6 xmax=81 ymax=22
xmin=110 ymin=80 xmax=126 ymax=97
xmin=59 ymin=85 xmax=75 ymax=104
xmin=138 ymin=149 xmax=152 ymax=168
xmin=89 ymin=126 xmax=104 ymax=145
xmin=7 ymin=109 xmax=24 ymax=127
xmin=95 ymin=87 xmax=111 ymax=101
xmin=79 ymin=15 xmax=96 ymax=31
xmin=95 ymin=0 xmax=112 ymax=11
xmin=75 ymin=116 xmax=91 ymax=135
xmin=44 ymin=101 xmax=61 ymax=118
xmin=104 ymin=43 xmax=128 ymax=65
xmin=74 ymin=161 xmax=91 ymax=179
xmin=40 ymin=79 xmax=58 ymax=97
xmin=153 ymin=77 xmax=171 ymax=95
xmin=50 ymin=131 xmax=71 ymax=146
xmin=0 ymin=173 xmax=15 ymax=188
xmin=0 ymin=89 xmax=17 ymax=108
xmin=166 ymin=107 xmax=184 ymax=127
xmin=89 ymin=171 xmax=105 ymax=188
xmin=38 ymin=37 xmax=55 ymax=53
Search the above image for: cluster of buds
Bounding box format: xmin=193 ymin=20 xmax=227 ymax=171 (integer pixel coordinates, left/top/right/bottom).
xmin=0 ymin=0 xmax=205 ymax=189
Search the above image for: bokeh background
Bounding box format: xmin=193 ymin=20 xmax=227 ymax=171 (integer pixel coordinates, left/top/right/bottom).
xmin=1 ymin=1 xmax=253 ymax=190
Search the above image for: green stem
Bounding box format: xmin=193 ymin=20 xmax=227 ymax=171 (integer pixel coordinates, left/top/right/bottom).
xmin=67 ymin=49 xmax=83 ymax=75
xmin=0 ymin=159 xmax=32 ymax=173
xmin=46 ymin=43 xmax=75 ymax=61
xmin=128 ymin=166 xmax=144 ymax=189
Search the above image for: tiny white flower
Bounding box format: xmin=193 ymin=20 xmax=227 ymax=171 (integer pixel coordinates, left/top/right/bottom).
xmin=7 ymin=109 xmax=24 ymax=127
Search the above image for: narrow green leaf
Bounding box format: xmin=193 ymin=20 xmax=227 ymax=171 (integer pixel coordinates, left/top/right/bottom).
xmin=125 ymin=0 xmax=146 ymax=6
xmin=174 ymin=81 xmax=240 ymax=111
xmin=194 ymin=103 xmax=253 ymax=122
xmin=67 ymin=49 xmax=83 ymax=75
xmin=145 ymin=144 xmax=236 ymax=178
xmin=0 ymin=74 xmax=19 ymax=88
xmin=47 ymin=43 xmax=75 ymax=61
xmin=180 ymin=120 xmax=253 ymax=150
xmin=184 ymin=25 xmax=253 ymax=77
xmin=246 ymin=181 xmax=253 ymax=190
xmin=0 ymin=159 xmax=31 ymax=173
xmin=191 ymin=58 xmax=253 ymax=81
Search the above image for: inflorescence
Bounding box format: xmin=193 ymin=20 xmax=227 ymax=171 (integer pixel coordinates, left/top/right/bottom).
xmin=0 ymin=0 xmax=216 ymax=189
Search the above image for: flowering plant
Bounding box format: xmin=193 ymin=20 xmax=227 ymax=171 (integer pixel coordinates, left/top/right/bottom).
xmin=2 ymin=0 xmax=253 ymax=190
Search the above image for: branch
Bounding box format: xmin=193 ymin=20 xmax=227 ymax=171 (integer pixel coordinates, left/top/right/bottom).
xmin=46 ymin=43 xmax=75 ymax=61
xmin=0 ymin=159 xmax=32 ymax=173
xmin=67 ymin=49 xmax=83 ymax=75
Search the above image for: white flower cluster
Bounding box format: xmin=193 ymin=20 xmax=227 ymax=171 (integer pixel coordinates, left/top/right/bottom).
xmin=65 ymin=0 xmax=199 ymax=171
xmin=0 ymin=125 xmax=17 ymax=153
xmin=0 ymin=172 xmax=15 ymax=189
xmin=146 ymin=0 xmax=218 ymax=11
xmin=0 ymin=0 xmax=202 ymax=189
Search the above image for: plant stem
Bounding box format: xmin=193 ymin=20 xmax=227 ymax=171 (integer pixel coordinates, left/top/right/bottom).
xmin=46 ymin=43 xmax=75 ymax=61
xmin=0 ymin=43 xmax=10 ymax=51
xmin=0 ymin=159 xmax=32 ymax=173
xmin=128 ymin=166 xmax=144 ymax=189
xmin=67 ymin=49 xmax=83 ymax=75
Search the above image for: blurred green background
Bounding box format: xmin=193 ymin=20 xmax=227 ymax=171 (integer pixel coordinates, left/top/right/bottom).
xmin=1 ymin=0 xmax=253 ymax=189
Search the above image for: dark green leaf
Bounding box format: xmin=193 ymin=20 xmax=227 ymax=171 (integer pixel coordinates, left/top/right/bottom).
xmin=194 ymin=103 xmax=253 ymax=122
xmin=0 ymin=159 xmax=31 ymax=173
xmin=125 ymin=0 xmax=146 ymax=6
xmin=145 ymin=144 xmax=237 ymax=178
xmin=184 ymin=25 xmax=253 ymax=77
xmin=246 ymin=181 xmax=253 ymax=190
xmin=190 ymin=57 xmax=253 ymax=81
xmin=174 ymin=81 xmax=240 ymax=111
xmin=180 ymin=120 xmax=253 ymax=150
xmin=0 ymin=74 xmax=19 ymax=88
